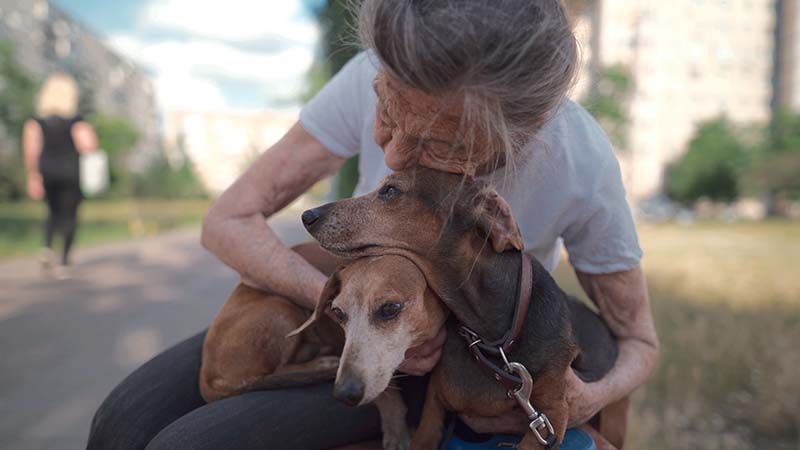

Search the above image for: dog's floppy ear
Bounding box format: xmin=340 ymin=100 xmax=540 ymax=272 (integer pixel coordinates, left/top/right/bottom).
xmin=475 ymin=189 xmax=524 ymax=253
xmin=286 ymin=269 xmax=342 ymax=338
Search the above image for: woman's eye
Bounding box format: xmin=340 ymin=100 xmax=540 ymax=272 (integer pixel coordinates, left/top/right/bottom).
xmin=331 ymin=307 xmax=347 ymax=323
xmin=377 ymin=302 xmax=403 ymax=321
xmin=378 ymin=184 xmax=401 ymax=200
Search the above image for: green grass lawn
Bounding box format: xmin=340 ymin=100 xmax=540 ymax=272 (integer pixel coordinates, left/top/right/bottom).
xmin=0 ymin=199 xmax=212 ymax=259
xmin=553 ymin=220 xmax=800 ymax=450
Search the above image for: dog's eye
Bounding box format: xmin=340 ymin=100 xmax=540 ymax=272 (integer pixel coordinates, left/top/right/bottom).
xmin=378 ymin=184 xmax=401 ymax=200
xmin=377 ymin=302 xmax=403 ymax=321
xmin=331 ymin=307 xmax=347 ymax=323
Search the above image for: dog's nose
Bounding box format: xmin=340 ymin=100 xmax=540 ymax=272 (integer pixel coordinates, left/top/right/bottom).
xmin=301 ymin=208 xmax=322 ymax=229
xmin=333 ymin=378 xmax=365 ymax=406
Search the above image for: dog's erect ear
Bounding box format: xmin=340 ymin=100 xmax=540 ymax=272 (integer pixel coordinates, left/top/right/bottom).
xmin=287 ymin=269 xmax=342 ymax=338
xmin=475 ymin=189 xmax=524 ymax=253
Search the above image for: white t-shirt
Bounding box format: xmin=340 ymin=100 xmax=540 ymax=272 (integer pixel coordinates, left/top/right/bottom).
xmin=300 ymin=52 xmax=642 ymax=274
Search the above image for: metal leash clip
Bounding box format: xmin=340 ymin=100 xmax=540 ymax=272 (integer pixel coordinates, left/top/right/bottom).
xmin=505 ymin=360 xmax=556 ymax=447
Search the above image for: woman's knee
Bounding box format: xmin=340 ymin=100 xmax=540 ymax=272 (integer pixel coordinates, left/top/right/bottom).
xmin=86 ymin=332 xmax=208 ymax=450
xmin=86 ymin=378 xmax=152 ymax=450
xmin=146 ymin=386 xmax=382 ymax=450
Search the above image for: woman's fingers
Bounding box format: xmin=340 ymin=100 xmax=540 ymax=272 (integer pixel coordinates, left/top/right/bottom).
xmin=405 ymin=325 xmax=447 ymax=358
xmin=398 ymin=346 xmax=442 ymax=376
xmin=565 ymin=369 xmax=603 ymax=428
xmin=398 ymin=325 xmax=447 ymax=375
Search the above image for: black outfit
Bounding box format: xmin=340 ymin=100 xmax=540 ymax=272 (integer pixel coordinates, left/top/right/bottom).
xmin=87 ymin=332 xmax=505 ymax=450
xmin=36 ymin=115 xmax=83 ymax=265
xmin=87 ymin=331 xmax=392 ymax=450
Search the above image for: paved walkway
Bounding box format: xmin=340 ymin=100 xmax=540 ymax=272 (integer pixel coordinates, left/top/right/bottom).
xmin=0 ymin=217 xmax=310 ymax=450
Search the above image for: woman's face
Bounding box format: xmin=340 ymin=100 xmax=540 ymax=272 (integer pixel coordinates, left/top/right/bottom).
xmin=373 ymin=71 xmax=495 ymax=175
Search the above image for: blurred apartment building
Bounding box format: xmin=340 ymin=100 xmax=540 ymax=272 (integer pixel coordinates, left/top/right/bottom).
xmin=572 ymin=0 xmax=800 ymax=199
xmin=0 ymin=0 xmax=159 ymax=165
xmin=164 ymin=110 xmax=298 ymax=194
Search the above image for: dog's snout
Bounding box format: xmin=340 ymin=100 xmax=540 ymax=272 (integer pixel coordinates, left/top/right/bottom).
xmin=333 ymin=378 xmax=365 ymax=406
xmin=301 ymin=207 xmax=322 ymax=229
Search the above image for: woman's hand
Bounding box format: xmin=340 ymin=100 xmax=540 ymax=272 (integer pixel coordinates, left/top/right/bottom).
xmin=565 ymin=369 xmax=605 ymax=428
xmin=459 ymin=368 xmax=607 ymax=433
xmin=27 ymin=173 xmax=44 ymax=200
xmin=398 ymin=324 xmax=446 ymax=375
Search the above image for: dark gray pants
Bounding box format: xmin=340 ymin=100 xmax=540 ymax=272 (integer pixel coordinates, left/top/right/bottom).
xmin=85 ymin=331 xmax=389 ymax=450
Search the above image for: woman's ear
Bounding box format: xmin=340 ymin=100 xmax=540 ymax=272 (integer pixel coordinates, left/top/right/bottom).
xmin=286 ymin=269 xmax=342 ymax=338
xmin=475 ymin=189 xmax=524 ymax=253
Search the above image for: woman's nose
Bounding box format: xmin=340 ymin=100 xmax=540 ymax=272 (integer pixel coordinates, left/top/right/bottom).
xmin=383 ymin=143 xmax=418 ymax=171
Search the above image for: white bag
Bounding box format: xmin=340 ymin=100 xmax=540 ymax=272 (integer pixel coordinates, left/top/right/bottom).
xmin=80 ymin=150 xmax=110 ymax=197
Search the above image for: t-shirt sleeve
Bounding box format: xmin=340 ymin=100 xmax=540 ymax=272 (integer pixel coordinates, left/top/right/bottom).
xmin=560 ymin=135 xmax=643 ymax=275
xmin=299 ymin=52 xmax=376 ymax=158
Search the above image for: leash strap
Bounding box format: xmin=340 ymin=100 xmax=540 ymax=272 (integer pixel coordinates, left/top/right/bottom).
xmin=457 ymin=253 xmax=558 ymax=450
xmin=457 ymin=252 xmax=533 ymax=388
xmin=477 ymin=251 xmax=533 ymax=352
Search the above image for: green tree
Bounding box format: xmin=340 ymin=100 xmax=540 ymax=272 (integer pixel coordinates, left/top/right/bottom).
xmin=0 ymin=41 xmax=38 ymax=200
xmin=131 ymin=146 xmax=207 ymax=199
xmin=666 ymin=118 xmax=749 ymax=204
xmin=582 ymin=64 xmax=632 ymax=152
xmin=767 ymin=109 xmax=800 ymax=155
xmin=308 ymin=0 xmax=360 ymax=199
xmin=743 ymin=109 xmax=800 ymax=206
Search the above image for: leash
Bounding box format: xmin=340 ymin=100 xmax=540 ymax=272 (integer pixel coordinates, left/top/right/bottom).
xmin=457 ymin=252 xmax=557 ymax=449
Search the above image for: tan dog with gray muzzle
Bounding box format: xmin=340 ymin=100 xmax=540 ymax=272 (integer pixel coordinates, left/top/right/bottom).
xmin=201 ymin=244 xmax=446 ymax=450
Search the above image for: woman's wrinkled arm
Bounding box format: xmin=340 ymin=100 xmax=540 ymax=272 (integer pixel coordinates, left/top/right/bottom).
xmin=567 ymin=264 xmax=660 ymax=426
xmin=201 ymin=122 xmax=345 ymax=309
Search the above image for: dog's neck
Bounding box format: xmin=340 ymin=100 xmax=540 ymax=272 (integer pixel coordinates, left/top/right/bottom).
xmin=432 ymin=242 xmax=522 ymax=342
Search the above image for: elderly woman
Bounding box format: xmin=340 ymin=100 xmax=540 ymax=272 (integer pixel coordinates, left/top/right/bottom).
xmin=86 ymin=1 xmax=659 ymax=449
xmin=23 ymin=73 xmax=98 ymax=279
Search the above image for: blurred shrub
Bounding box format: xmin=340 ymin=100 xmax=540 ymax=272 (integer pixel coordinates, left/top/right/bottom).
xmin=87 ymin=113 xmax=140 ymax=196
xmin=666 ymin=119 xmax=749 ymax=204
xmin=0 ymin=41 xmax=38 ymax=200
xmin=742 ymin=109 xmax=800 ymax=204
xmin=744 ymin=152 xmax=800 ymax=200
xmin=130 ymin=147 xmax=207 ymax=199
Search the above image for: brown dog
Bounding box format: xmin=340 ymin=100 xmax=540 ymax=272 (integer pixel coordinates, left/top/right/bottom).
xmin=301 ymin=168 xmax=621 ymax=450
xmin=200 ymin=244 xmax=447 ymax=450
xmin=200 ymin=243 xmax=345 ymax=402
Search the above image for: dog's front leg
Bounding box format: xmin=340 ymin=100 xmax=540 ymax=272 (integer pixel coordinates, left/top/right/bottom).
xmin=374 ymin=389 xmax=411 ymax=450
xmin=519 ymin=372 xmax=569 ymax=450
xmin=410 ymin=382 xmax=447 ymax=450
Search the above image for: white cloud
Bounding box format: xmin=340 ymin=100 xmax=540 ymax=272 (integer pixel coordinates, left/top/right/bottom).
xmin=142 ymin=0 xmax=319 ymax=45
xmin=155 ymin=72 xmax=228 ymax=111
xmin=106 ymin=0 xmax=319 ymax=113
xmin=109 ymin=33 xmax=314 ymax=111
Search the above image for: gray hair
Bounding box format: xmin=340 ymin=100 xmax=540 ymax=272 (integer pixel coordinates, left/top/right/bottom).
xmin=358 ymin=0 xmax=578 ymax=174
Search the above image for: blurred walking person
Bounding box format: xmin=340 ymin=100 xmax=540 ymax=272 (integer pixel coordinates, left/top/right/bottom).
xmin=23 ymin=73 xmax=98 ymax=279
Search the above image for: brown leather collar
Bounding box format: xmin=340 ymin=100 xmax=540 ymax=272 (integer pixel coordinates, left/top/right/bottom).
xmin=459 ymin=252 xmax=533 ymax=389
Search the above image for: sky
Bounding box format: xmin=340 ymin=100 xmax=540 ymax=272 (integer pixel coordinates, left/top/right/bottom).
xmin=51 ymin=0 xmax=323 ymax=112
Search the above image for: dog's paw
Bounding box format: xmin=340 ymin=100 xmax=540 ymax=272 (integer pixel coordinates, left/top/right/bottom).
xmin=316 ymin=356 xmax=340 ymax=371
xmin=382 ymin=427 xmax=411 ymax=450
